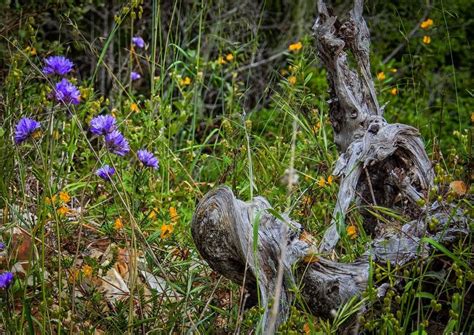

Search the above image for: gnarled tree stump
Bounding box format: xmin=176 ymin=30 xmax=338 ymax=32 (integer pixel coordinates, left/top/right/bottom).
xmin=191 ymin=0 xmax=468 ymax=332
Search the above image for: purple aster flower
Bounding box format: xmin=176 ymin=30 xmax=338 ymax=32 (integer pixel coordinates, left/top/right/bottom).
xmin=131 ymin=72 xmax=141 ymax=81
xmin=105 ymin=130 xmax=130 ymax=156
xmin=43 ymin=56 xmax=74 ymax=76
xmin=14 ymin=117 xmax=41 ymax=144
xmin=96 ymin=165 xmax=115 ymax=181
xmin=89 ymin=115 xmax=116 ymax=135
xmin=53 ymin=78 xmax=81 ymax=105
xmin=132 ymin=36 xmax=145 ymax=48
xmin=137 ymin=149 xmax=159 ymax=169
xmin=0 ymin=242 xmax=5 ymax=251
xmin=0 ymin=272 xmax=14 ymax=289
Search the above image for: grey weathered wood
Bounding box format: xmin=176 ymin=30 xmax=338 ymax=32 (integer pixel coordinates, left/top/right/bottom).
xmin=191 ymin=187 xmax=468 ymax=330
xmin=190 ymin=0 xmax=461 ymax=332
xmin=312 ymin=0 xmax=433 ymax=251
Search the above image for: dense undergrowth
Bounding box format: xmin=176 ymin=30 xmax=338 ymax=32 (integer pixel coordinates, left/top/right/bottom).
xmin=0 ymin=0 xmax=472 ymax=334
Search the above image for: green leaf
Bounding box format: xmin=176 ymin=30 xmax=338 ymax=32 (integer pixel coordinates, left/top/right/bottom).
xmin=415 ymin=292 xmax=435 ymax=300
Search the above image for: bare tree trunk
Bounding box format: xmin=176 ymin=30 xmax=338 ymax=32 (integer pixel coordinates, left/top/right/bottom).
xmin=191 ymin=0 xmax=467 ymax=332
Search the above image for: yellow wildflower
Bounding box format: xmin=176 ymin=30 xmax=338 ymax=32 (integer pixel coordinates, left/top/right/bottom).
xmin=327 ymin=175 xmax=333 ymax=185
xmin=390 ymin=68 xmax=397 ymax=73
xmin=148 ymin=208 xmax=158 ymax=220
xmin=32 ymin=129 xmax=42 ymax=139
xmin=280 ymin=68 xmax=288 ymax=76
xmin=82 ymin=264 xmax=93 ymax=278
xmin=59 ymin=192 xmax=70 ymax=203
xmin=179 ymin=76 xmax=192 ymax=86
xmin=217 ymin=56 xmax=227 ymax=65
xmin=288 ymin=41 xmax=303 ymax=52
xmin=225 ymin=53 xmax=234 ymax=61
xmin=130 ymin=102 xmax=139 ymax=113
xmin=160 ymin=224 xmax=174 ymax=239
xmin=317 ymin=176 xmax=325 ymax=187
xmin=423 ymin=35 xmax=431 ymax=44
xmin=346 ymin=225 xmax=357 ymax=239
xmin=420 ymin=18 xmax=433 ymax=29
xmin=312 ymin=122 xmax=321 ymax=134
xmin=390 ymin=88 xmax=399 ymax=96
xmin=169 ymin=207 xmax=179 ymax=223
xmin=114 ymin=217 xmax=123 ymax=230
xmin=376 ymin=72 xmax=386 ymax=81
xmin=52 ymin=130 xmax=60 ymax=140
xmin=57 ymin=206 xmax=69 ymax=216
xmin=30 ymin=47 xmax=37 ymax=56
xmin=288 ymin=76 xmax=297 ymax=85
xmin=302 ymin=195 xmax=312 ymax=206
xmin=45 ymin=195 xmax=57 ymax=205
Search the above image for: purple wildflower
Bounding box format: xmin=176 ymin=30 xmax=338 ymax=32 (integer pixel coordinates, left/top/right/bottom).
xmin=89 ymin=115 xmax=116 ymax=135
xmin=96 ymin=165 xmax=115 ymax=181
xmin=137 ymin=149 xmax=159 ymax=169
xmin=105 ymin=130 xmax=130 ymax=156
xmin=132 ymin=36 xmax=145 ymax=48
xmin=54 ymin=78 xmax=81 ymax=105
xmin=0 ymin=272 xmax=14 ymax=289
xmin=131 ymin=72 xmax=141 ymax=81
xmin=0 ymin=242 xmax=5 ymax=251
xmin=43 ymin=56 xmax=74 ymax=76
xmin=14 ymin=117 xmax=40 ymax=144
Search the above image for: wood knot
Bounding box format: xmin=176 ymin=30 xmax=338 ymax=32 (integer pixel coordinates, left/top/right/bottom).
xmin=368 ymin=123 xmax=380 ymax=134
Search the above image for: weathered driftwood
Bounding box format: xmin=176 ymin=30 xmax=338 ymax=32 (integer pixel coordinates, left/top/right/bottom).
xmin=190 ymin=0 xmax=463 ymax=332
xmin=191 ymin=187 xmax=468 ymax=330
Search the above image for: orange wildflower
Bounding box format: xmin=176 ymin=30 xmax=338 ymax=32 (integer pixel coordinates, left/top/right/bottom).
xmin=169 ymin=207 xmax=179 ymax=223
xmin=346 ymin=225 xmax=357 ymax=239
xmin=288 ymin=41 xmax=303 ymax=52
xmin=303 ymin=323 xmax=311 ymax=334
xmin=130 ymin=102 xmax=139 ymax=113
xmin=82 ymin=264 xmax=93 ymax=278
xmin=225 ymin=53 xmax=234 ymax=61
xmin=420 ymin=18 xmax=433 ymax=29
xmin=57 ymin=206 xmax=69 ymax=216
xmin=390 ymin=88 xmax=399 ymax=96
xmin=160 ymin=224 xmax=174 ymax=239
xmin=317 ymin=176 xmax=325 ymax=187
xmin=59 ymin=192 xmax=70 ymax=203
xmin=377 ymin=72 xmax=386 ymax=81
xmin=327 ymin=175 xmax=333 ymax=185
xmin=423 ymin=35 xmax=431 ymax=44
xmin=114 ymin=217 xmax=123 ymax=230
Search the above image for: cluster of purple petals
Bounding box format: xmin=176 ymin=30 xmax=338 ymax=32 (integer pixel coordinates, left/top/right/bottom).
xmin=96 ymin=165 xmax=115 ymax=181
xmin=0 ymin=272 xmax=14 ymax=289
xmin=54 ymin=78 xmax=81 ymax=105
xmin=14 ymin=118 xmax=40 ymax=144
xmin=89 ymin=115 xmax=116 ymax=136
xmin=132 ymin=36 xmax=145 ymax=49
xmin=43 ymin=56 xmax=74 ymax=76
xmin=105 ymin=130 xmax=130 ymax=157
xmin=131 ymin=72 xmax=141 ymax=81
xmin=137 ymin=149 xmax=159 ymax=169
